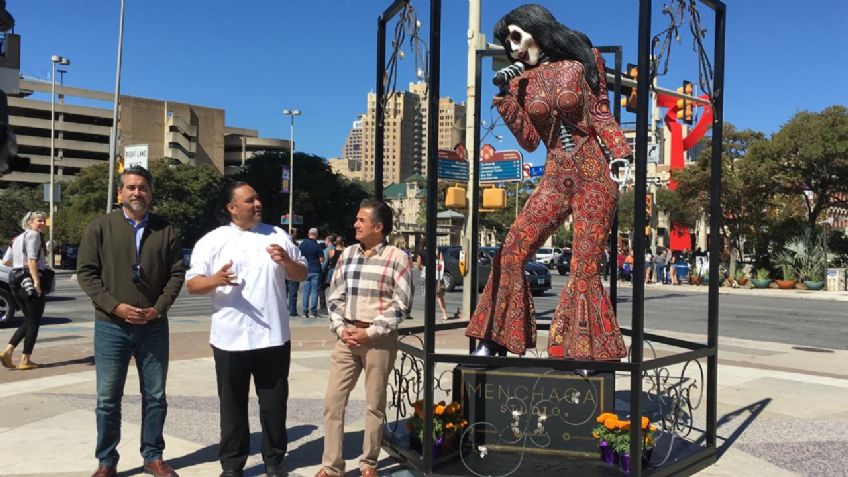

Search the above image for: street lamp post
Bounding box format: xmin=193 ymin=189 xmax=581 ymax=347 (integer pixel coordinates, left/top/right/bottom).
xmin=106 ymin=0 xmax=125 ymax=213
xmin=282 ymin=109 xmax=301 ymax=235
xmin=49 ymin=54 xmax=70 ymax=268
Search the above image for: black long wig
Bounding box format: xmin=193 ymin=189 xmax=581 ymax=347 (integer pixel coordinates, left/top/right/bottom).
xmin=493 ymin=4 xmax=600 ymax=93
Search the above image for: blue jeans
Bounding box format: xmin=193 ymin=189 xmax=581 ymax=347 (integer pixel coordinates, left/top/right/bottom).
xmin=286 ymin=280 xmax=299 ymax=315
xmin=302 ymin=272 xmax=320 ymax=315
xmin=94 ymin=319 xmax=169 ymax=466
xmin=655 ymin=264 xmax=666 ymax=284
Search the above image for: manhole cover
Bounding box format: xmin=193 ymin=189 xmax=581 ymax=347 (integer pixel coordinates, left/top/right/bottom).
xmin=791 ymin=346 xmax=834 ymax=353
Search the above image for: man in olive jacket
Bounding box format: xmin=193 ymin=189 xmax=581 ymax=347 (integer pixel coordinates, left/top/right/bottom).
xmin=77 ymin=166 xmax=185 ymax=477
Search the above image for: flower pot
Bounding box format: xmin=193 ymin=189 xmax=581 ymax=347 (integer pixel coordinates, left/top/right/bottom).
xmin=803 ymin=280 xmax=825 ymax=290
xmin=751 ymin=278 xmax=772 ymax=289
xmin=599 ymin=442 xmax=618 ymax=465
xmin=776 ymin=279 xmax=797 ymax=289
xmin=736 ymin=277 xmax=748 ymax=286
xmin=620 ymin=453 xmax=631 ymax=473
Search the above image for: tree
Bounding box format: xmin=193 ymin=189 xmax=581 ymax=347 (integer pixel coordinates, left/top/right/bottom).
xmin=768 ymin=105 xmax=848 ymax=228
xmin=673 ymin=124 xmax=774 ymax=277
xmin=233 ymin=152 xmax=369 ymax=241
xmin=0 ymin=184 xmax=44 ymax=243
xmin=54 ymin=163 xmax=111 ymax=245
xmin=147 ymin=160 xmax=222 ymax=247
xmin=655 ymin=187 xmax=698 ymax=231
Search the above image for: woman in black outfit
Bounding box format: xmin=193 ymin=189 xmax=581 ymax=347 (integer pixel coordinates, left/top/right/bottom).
xmin=0 ymin=211 xmax=50 ymax=370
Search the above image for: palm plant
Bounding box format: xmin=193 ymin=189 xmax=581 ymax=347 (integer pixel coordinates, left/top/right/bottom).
xmin=772 ymin=233 xmax=835 ymax=282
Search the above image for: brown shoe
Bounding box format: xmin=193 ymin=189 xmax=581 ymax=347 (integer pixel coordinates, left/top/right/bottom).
xmin=143 ymin=459 xmax=180 ymax=477
xmin=361 ymin=466 xmax=378 ymax=477
xmin=91 ymin=465 xmax=117 ymax=477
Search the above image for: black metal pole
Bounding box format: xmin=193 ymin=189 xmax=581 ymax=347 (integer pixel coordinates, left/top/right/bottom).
xmin=629 ymin=2 xmax=652 ymax=476
xmin=706 ymin=0 xmax=726 ymax=450
xmin=375 ymin=14 xmax=386 ymax=200
xmin=422 ymin=0 xmax=441 ymax=472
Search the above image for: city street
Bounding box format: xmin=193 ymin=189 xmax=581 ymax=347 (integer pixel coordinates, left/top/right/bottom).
xmin=1 ymin=272 xmax=847 ymax=477
xmin=12 ymin=273 xmax=847 ymax=352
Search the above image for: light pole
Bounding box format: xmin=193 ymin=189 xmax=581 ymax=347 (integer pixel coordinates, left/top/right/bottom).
xmin=49 ymin=54 xmax=70 ymax=267
xmin=106 ymin=0 xmax=125 ymax=213
xmin=282 ymin=109 xmax=301 ymax=235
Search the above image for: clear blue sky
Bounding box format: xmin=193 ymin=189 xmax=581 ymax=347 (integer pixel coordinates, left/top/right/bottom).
xmin=13 ymin=0 xmax=848 ymax=167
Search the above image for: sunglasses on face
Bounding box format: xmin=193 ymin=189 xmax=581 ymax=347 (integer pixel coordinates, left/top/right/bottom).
xmin=132 ymin=264 xmax=141 ymax=284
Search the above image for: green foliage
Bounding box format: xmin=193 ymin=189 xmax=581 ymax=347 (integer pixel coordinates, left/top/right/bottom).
xmin=655 ymin=187 xmax=698 ymax=230
xmin=147 ymin=160 xmax=222 ymax=247
xmin=616 ymin=188 xmax=634 ymax=232
xmin=772 ymin=232 xmax=833 ymax=282
xmin=755 ymin=268 xmax=771 ymax=280
xmin=0 ymin=184 xmax=44 ymax=243
xmin=768 ymin=105 xmax=848 ymax=227
xmin=232 ymin=152 xmax=369 ymax=240
xmin=674 ymin=124 xmax=773 ymax=275
xmin=54 ymin=163 xmax=112 ymax=246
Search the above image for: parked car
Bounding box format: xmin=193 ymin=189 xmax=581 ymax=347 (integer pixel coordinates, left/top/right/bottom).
xmin=0 ymin=261 xmax=18 ymax=324
xmin=61 ymin=245 xmax=79 ymax=270
xmin=439 ymin=246 xmax=492 ymax=292
xmin=477 ymin=246 xmax=552 ymax=296
xmin=534 ymin=246 xmax=564 ymax=268
xmin=555 ymin=248 xmax=573 ymax=276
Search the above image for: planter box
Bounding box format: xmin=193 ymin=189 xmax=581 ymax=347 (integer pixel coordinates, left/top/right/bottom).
xmin=803 ymin=280 xmax=825 ymax=290
xmin=751 ymin=278 xmax=772 ymax=289
xmin=775 ymin=279 xmax=797 ymax=289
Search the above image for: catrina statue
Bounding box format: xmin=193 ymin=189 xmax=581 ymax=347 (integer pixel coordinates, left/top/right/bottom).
xmin=465 ymin=4 xmax=632 ymax=362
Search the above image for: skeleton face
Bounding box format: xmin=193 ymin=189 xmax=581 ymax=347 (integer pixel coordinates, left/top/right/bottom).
xmin=506 ymin=24 xmax=541 ymax=66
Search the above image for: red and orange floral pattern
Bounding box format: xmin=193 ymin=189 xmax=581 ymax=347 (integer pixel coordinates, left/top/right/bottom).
xmin=465 ymin=50 xmax=630 ymax=359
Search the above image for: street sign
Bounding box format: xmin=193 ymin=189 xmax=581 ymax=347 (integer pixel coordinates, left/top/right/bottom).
xmin=529 ymin=165 xmax=545 ymax=178
xmin=480 ymin=149 xmax=523 ymax=183
xmin=437 ymin=149 xmax=468 ymax=182
xmin=124 ymin=144 xmax=149 ymax=169
xmin=43 ymin=183 xmax=61 ymax=203
xmin=280 ymin=214 xmax=303 ymax=225
xmin=280 ymin=165 xmax=291 ymax=193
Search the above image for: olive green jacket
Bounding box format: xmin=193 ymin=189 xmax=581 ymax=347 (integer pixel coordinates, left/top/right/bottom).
xmin=77 ymin=209 xmax=185 ymax=323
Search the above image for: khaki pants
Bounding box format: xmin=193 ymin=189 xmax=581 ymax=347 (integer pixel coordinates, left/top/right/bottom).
xmin=321 ymin=332 xmax=397 ymax=476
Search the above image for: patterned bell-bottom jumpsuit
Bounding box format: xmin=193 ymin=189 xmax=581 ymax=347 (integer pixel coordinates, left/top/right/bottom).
xmin=465 ymin=50 xmax=632 ymax=359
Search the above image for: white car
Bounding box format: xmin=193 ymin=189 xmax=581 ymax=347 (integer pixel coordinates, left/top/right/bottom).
xmin=534 ymin=247 xmax=563 ymax=268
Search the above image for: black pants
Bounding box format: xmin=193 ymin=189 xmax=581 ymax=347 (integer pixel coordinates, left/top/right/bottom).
xmin=9 ymin=288 xmax=46 ymax=355
xmin=212 ymin=342 xmax=291 ymax=471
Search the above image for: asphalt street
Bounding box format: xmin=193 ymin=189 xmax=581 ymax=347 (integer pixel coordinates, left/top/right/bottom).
xmin=11 ymin=272 xmax=846 ymax=352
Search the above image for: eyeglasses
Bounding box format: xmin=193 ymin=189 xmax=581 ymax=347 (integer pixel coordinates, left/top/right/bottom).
xmin=132 ymin=264 xmax=141 ymax=284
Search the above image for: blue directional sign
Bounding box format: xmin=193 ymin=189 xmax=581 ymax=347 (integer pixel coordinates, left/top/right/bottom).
xmin=437 ymin=150 xmax=468 ymax=181
xmin=480 ymin=150 xmax=523 ymax=183
xmin=529 ymin=165 xmax=545 ymax=178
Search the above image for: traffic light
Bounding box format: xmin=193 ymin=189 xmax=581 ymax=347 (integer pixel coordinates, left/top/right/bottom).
xmin=620 ymin=63 xmax=638 ymax=113
xmin=482 ymin=186 xmax=507 ymax=209
xmin=676 ymin=86 xmax=685 ymax=122
xmin=445 ymin=185 xmax=466 ymax=209
xmin=682 ymin=80 xmax=694 ymax=124
xmin=645 ymin=193 xmax=653 ymax=219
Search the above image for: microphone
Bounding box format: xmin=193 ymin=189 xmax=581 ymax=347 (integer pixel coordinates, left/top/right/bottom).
xmin=493 ymin=62 xmax=525 ymax=88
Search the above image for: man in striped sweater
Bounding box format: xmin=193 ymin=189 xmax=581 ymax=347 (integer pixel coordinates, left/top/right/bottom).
xmin=315 ymin=199 xmax=413 ymax=477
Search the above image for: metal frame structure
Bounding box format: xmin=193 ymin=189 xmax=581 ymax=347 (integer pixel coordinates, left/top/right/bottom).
xmin=374 ymin=1 xmax=726 ymax=475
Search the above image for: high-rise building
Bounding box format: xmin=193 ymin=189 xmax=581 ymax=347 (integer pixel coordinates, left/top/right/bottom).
xmin=338 ymin=116 xmax=363 ymax=176
xmin=342 ymin=82 xmax=465 ymax=185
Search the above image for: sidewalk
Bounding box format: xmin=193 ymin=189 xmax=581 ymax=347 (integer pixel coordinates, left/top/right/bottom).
xmin=2 ymin=316 xmax=847 ymax=477
xmin=613 ymin=279 xmax=848 ymax=302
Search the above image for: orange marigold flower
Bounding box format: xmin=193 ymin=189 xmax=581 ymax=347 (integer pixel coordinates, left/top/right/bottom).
xmin=641 ymin=416 xmax=650 ymax=429
xmin=596 ymin=412 xmax=616 ymax=424
xmin=592 ymin=431 xmax=600 ymax=439
xmin=617 ymin=420 xmax=631 ymax=431
xmin=603 ymin=417 xmax=619 ymax=430
xmin=435 ymin=405 xmax=446 ymax=416
xmin=649 ymin=424 xmax=657 ymax=432
xmin=445 ymin=422 xmax=455 ymax=429
xmin=460 ymin=419 xmax=469 ymax=428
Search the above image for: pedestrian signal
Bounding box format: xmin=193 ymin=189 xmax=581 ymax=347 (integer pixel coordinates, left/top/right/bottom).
xmin=482 ymin=187 xmax=506 ymax=209
xmin=445 ymin=185 xmax=466 ymax=209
